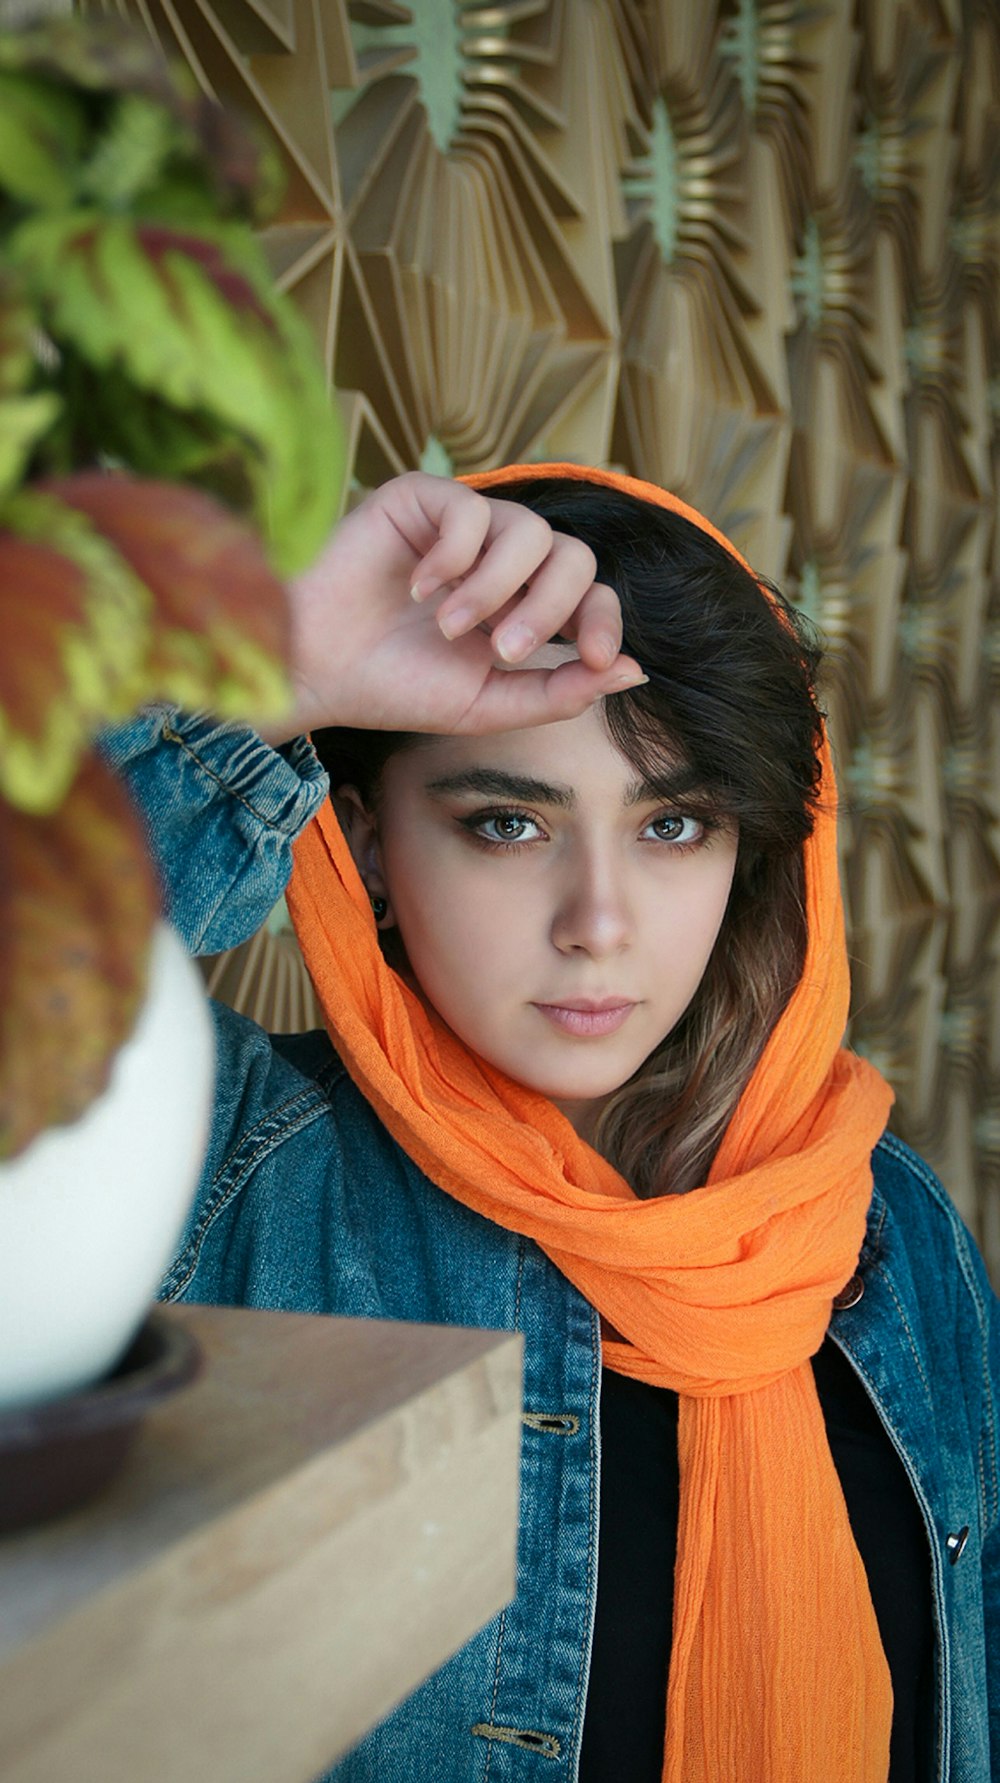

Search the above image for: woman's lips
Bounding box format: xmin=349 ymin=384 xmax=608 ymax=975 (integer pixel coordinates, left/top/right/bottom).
xmin=533 ymin=1001 xmax=637 ymax=1037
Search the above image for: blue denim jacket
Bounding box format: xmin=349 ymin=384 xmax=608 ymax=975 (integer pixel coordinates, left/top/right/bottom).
xmin=103 ymin=709 xmax=1000 ymax=1783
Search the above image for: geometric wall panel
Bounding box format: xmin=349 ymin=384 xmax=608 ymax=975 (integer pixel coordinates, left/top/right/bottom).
xmin=80 ymin=0 xmax=1000 ymax=1281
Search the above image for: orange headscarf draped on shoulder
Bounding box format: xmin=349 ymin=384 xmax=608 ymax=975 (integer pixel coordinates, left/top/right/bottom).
xmin=288 ymin=465 xmax=896 ymax=1782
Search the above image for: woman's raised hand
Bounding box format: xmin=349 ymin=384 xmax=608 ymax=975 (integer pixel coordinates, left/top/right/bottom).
xmin=265 ymin=472 xmax=646 ymax=742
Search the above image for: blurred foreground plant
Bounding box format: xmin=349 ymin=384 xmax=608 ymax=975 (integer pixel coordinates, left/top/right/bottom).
xmin=0 ymin=16 xmax=344 ymax=1158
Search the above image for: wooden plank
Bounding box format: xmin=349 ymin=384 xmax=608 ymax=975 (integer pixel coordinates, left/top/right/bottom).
xmin=0 ymin=1304 xmax=522 ymax=1783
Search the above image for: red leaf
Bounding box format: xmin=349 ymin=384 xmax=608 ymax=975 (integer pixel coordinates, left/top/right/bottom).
xmin=41 ymin=471 xmax=291 ymax=703
xmin=136 ymin=226 xmax=278 ymax=329
xmin=0 ymin=752 xmax=160 ymax=1159
xmin=0 ymin=491 xmax=148 ymax=810
xmin=0 ymin=530 xmax=92 ymax=752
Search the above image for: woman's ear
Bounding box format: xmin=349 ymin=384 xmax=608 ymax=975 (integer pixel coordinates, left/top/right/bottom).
xmin=334 ymin=785 xmax=395 ymax=928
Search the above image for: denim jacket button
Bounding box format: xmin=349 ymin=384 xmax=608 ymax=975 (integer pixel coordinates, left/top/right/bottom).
xmin=832 ymin=1273 xmax=864 ymax=1310
xmin=945 ymin=1526 xmax=970 ymax=1564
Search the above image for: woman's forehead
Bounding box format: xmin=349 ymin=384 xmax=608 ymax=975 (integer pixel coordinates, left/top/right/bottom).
xmin=388 ymin=704 xmax=687 ymax=792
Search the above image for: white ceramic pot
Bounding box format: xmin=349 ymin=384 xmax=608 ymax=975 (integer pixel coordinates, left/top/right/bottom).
xmin=0 ymin=923 xmax=214 ymax=1410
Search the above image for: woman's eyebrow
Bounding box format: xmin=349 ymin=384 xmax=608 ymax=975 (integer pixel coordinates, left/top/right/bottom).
xmin=424 ymin=768 xmax=575 ymax=808
xmin=424 ymin=765 xmax=702 ymax=809
xmin=625 ymin=766 xmax=706 ymax=806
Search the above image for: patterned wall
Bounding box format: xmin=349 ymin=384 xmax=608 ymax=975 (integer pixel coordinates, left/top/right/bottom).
xmin=83 ymin=0 xmax=1000 ymax=1279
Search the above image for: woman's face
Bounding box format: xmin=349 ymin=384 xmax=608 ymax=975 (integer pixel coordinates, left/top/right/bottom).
xmin=348 ymin=699 xmax=738 ymax=1132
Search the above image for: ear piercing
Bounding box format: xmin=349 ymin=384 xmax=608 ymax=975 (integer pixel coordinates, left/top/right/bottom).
xmin=370 ymin=894 xmax=388 ymax=922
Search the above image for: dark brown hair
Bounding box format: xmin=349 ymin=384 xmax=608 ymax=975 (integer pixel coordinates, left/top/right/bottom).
xmin=315 ymin=478 xmax=824 ymax=1194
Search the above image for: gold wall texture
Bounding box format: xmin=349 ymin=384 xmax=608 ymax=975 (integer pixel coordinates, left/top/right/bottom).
xmin=84 ymin=0 xmax=1000 ymax=1280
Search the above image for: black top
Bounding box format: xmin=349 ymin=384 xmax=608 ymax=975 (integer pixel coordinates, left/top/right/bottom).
xmin=579 ymin=1336 xmax=936 ymax=1782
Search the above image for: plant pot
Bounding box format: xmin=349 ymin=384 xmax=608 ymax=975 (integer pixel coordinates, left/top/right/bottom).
xmin=0 ymin=1310 xmax=203 ymax=1532
xmin=0 ymin=923 xmax=214 ymax=1412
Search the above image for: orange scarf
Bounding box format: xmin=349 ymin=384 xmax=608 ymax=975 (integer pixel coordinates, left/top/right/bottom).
xmin=287 ymin=465 xmax=896 ymax=1782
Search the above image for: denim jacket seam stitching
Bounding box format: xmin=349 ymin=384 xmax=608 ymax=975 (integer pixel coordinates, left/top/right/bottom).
xmin=875 ymin=1135 xmax=998 ymax=1525
xmin=869 ymin=1259 xmax=932 ymax=1397
xmin=162 ymin=1091 xmax=328 ymax=1299
xmin=569 ymin=1303 xmax=601 ymax=1760
xmin=877 ymin=1133 xmax=973 ymax=1252
xmin=477 ymin=1237 xmax=526 ymax=1783
xmin=162 ymin=721 xmax=307 ymax=834
xmin=976 ymin=1288 xmax=999 ymax=1528
xmin=979 ymin=1356 xmax=999 ymax=1531
xmin=969 ymin=1256 xmax=999 ymax=1529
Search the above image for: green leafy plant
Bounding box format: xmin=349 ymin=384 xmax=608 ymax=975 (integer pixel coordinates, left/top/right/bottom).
xmin=0 ymin=18 xmax=345 ymax=1159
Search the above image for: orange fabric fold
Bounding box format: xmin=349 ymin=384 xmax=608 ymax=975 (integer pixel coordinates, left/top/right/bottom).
xmin=287 ymin=464 xmax=896 ymax=1781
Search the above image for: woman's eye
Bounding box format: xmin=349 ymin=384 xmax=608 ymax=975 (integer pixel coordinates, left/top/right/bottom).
xmin=470 ymin=810 xmax=542 ymax=844
xmin=645 ymin=813 xmax=704 ymax=845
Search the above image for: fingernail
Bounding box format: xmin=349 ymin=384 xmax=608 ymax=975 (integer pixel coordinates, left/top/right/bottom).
xmin=606 ymin=670 xmax=649 ymax=692
xmin=494 ymin=622 xmax=535 ymax=663
xmin=596 ymin=632 xmax=619 ymax=666
xmin=439 ymin=605 xmax=474 ymax=640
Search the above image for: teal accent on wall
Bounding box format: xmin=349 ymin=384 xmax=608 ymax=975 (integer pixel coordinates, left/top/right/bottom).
xmin=623 ymin=93 xmax=679 ymax=265
xmin=720 ymin=0 xmax=762 ymax=114
xmin=419 ymin=434 xmax=455 ymax=477
xmin=791 ymin=216 xmax=824 ymax=329
xmin=350 ymin=2 xmax=466 ymax=152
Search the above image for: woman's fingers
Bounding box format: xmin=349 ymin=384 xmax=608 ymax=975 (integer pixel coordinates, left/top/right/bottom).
xmin=369 ymin=477 xmax=623 ymax=672
xmin=491 ymin=566 xmax=623 ymax=672
xmin=401 ymin=478 xmax=495 ymax=598
xmin=409 ymin=488 xmax=605 ymax=644
xmin=455 ymin=655 xmax=648 ymax=734
xmin=482 ymin=538 xmax=612 ymax=665
xmin=438 ymin=527 xmax=614 ymax=661
xmin=423 ymin=505 xmax=559 ymax=631
xmin=282 ymin=474 xmax=637 ymax=738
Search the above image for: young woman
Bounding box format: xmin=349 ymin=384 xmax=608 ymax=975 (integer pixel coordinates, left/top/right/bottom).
xmin=107 ymin=465 xmax=999 ymax=1783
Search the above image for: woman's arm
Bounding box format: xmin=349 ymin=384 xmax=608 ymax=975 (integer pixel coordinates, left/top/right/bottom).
xmin=102 ymin=473 xmax=640 ymax=952
xmin=257 ymin=470 xmax=643 ymax=744
xmin=93 ymin=470 xmax=637 ymax=1302
xmin=99 ymin=708 xmax=328 ymax=955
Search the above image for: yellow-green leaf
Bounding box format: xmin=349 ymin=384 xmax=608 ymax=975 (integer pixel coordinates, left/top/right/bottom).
xmin=0 ymin=490 xmax=150 ymax=812
xmin=0 ymin=19 xmax=280 ymax=224
xmin=0 ymin=70 xmax=84 ymax=207
xmin=0 ymin=393 xmax=60 ymax=500
xmin=8 ymin=211 xmax=345 ymax=572
xmin=44 ymin=472 xmax=292 ymax=719
xmin=0 ymin=275 xmax=37 ymax=398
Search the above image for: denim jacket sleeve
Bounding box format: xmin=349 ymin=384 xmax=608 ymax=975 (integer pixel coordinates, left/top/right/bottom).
xmin=987 ymin=1502 xmax=1000 ymax=1772
xmin=981 ymin=1248 xmax=1000 ymax=1771
xmin=98 ymin=707 xmax=330 ymax=955
xmin=951 ymin=1193 xmax=1000 ymax=1774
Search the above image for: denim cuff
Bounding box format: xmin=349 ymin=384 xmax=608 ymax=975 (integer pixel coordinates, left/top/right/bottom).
xmin=99 ymin=706 xmax=329 ymax=838
xmin=97 ymin=706 xmax=330 ymax=954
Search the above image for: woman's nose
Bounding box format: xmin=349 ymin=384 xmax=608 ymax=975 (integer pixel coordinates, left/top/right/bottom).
xmin=550 ymin=856 xmax=633 ymax=957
